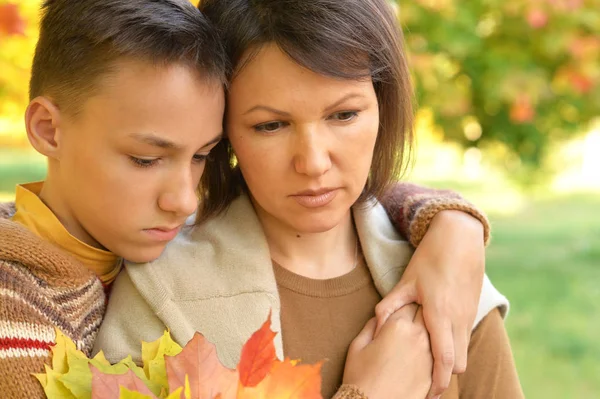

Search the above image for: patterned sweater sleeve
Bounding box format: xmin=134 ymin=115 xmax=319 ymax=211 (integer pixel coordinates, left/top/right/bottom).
xmin=379 ymin=182 xmax=490 ymax=247
xmin=332 ymin=384 xmax=369 ymax=399
xmin=0 ymin=217 xmax=106 ymax=398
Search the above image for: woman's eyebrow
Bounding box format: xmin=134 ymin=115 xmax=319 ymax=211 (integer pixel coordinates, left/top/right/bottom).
xmin=243 ymin=105 xmax=290 ymax=117
xmin=323 ymin=93 xmax=365 ymax=114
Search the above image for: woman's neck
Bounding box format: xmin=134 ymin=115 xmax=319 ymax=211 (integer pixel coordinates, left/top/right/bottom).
xmin=252 ymin=200 xmax=358 ymax=280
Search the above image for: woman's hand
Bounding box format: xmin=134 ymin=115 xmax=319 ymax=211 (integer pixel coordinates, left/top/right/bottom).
xmin=374 ymin=210 xmax=485 ymax=399
xmin=343 ymin=304 xmax=433 ymax=399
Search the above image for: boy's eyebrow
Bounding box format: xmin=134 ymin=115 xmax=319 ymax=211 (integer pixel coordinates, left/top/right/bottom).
xmin=130 ymin=133 xmax=183 ymax=150
xmin=200 ymin=133 xmax=223 ymax=149
xmin=129 ymin=132 xmax=222 ymax=150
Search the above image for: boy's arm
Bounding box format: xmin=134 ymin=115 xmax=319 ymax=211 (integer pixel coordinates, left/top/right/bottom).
xmin=0 ymin=258 xmax=56 ymax=398
xmin=380 ymin=182 xmax=489 ymax=247
xmin=378 ymin=182 xmax=488 ymax=398
xmin=0 ymin=218 xmax=105 ymax=398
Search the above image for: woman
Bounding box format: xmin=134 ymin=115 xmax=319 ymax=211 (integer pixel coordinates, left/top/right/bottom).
xmin=95 ymin=0 xmax=523 ymax=397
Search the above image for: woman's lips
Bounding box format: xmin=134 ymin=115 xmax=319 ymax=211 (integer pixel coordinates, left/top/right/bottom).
xmin=291 ymin=188 xmax=338 ymax=208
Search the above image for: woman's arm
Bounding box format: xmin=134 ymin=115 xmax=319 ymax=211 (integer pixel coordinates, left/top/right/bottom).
xmin=457 ymin=308 xmax=524 ymax=398
xmin=378 ymin=182 xmax=489 ymax=398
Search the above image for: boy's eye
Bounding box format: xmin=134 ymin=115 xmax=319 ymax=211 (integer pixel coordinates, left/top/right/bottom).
xmin=129 ymin=156 xmax=159 ymax=168
xmin=254 ymin=121 xmax=288 ymax=133
xmin=329 ymin=111 xmax=358 ymax=122
xmin=192 ymin=154 xmax=208 ymax=163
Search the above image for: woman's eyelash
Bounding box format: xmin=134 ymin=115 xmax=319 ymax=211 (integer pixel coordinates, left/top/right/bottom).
xmin=254 ymin=121 xmax=288 ymax=133
xmin=329 ymin=111 xmax=359 ymax=121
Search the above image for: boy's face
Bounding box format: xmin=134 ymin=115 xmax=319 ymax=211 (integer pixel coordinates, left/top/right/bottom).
xmin=48 ymin=59 xmax=224 ymax=262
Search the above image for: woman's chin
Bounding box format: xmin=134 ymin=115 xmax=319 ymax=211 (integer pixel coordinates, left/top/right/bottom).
xmin=285 ymin=214 xmax=348 ymax=235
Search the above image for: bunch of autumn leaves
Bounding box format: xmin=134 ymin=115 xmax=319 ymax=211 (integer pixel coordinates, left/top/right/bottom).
xmin=36 ymin=317 xmax=323 ymax=399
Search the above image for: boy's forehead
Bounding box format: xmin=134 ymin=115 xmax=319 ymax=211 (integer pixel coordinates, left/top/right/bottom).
xmin=71 ymin=60 xmax=224 ymax=142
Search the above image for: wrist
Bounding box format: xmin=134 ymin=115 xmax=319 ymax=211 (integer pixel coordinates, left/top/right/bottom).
xmin=430 ymin=210 xmax=485 ymax=242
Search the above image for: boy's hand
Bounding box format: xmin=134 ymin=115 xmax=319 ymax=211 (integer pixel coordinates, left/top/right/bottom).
xmin=343 ymin=305 xmax=433 ymax=399
xmin=374 ymin=210 xmax=485 ymax=399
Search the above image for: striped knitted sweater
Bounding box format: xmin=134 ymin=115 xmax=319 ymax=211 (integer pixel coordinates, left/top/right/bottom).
xmin=0 ymin=203 xmax=106 ymax=399
xmin=0 ymin=182 xmax=488 ymax=398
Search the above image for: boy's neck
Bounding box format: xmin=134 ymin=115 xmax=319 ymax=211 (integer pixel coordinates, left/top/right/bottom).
xmin=253 ymin=200 xmax=358 ymax=280
xmin=39 ymin=175 xmax=105 ymax=250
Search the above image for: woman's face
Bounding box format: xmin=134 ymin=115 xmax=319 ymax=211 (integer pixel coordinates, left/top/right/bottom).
xmin=226 ymin=44 xmax=379 ymax=234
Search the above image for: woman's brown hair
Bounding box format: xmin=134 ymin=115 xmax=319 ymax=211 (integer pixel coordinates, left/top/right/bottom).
xmin=197 ymin=0 xmax=414 ymax=223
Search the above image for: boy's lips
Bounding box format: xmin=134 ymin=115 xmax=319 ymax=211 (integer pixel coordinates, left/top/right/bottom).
xmin=143 ymin=225 xmax=182 ymax=241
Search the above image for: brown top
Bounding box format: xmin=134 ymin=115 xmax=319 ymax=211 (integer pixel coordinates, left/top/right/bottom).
xmin=275 ymin=258 xmax=380 ymax=398
xmin=275 ymin=261 xmax=523 ymax=399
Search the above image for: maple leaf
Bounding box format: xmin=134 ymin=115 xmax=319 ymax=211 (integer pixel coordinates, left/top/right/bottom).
xmin=165 ymin=333 xmax=238 ymax=399
xmin=0 ymin=3 xmax=25 ymax=36
xmin=90 ymin=366 xmax=157 ymax=399
xmin=236 ymin=360 xmax=323 ymax=399
xmin=237 ymin=314 xmax=277 ymax=387
xmin=38 ymin=314 xmax=323 ymax=399
xmin=141 ymin=331 xmax=183 ymax=394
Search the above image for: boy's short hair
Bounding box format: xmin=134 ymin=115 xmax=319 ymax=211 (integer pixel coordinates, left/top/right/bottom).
xmin=30 ymin=0 xmax=226 ymax=116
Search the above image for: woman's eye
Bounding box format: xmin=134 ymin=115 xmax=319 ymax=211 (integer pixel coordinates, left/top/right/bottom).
xmin=330 ymin=111 xmax=358 ymax=122
xmin=254 ymin=121 xmax=287 ymax=133
xmin=129 ymin=156 xmax=159 ymax=168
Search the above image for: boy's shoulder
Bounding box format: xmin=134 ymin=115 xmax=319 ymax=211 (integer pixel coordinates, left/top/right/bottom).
xmin=0 ymin=204 xmax=98 ymax=285
xmin=0 ymin=201 xmax=106 ymax=396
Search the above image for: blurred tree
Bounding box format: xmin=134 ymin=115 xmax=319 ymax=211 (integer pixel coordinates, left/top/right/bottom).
xmin=397 ymin=0 xmax=600 ymax=181
xmin=0 ymin=1 xmax=38 ymax=148
xmin=1 ymin=1 xmax=599 ymax=182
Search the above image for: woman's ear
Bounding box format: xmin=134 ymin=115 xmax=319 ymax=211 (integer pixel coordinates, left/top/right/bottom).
xmin=25 ymin=96 xmax=63 ymax=159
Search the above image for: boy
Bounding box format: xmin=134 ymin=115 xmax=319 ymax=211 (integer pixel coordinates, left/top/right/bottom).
xmin=0 ymin=0 xmax=226 ymax=396
xmin=0 ymin=0 xmax=490 ymax=397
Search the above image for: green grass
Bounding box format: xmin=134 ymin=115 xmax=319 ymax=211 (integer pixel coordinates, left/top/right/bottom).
xmin=485 ymin=194 xmax=600 ymax=398
xmin=0 ymin=158 xmax=598 ymax=398
xmin=0 ymin=148 xmax=46 ymax=199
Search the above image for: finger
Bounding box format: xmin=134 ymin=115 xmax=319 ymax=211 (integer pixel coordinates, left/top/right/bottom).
xmin=350 ymin=317 xmax=377 ymax=352
xmin=413 ymin=304 xmax=424 ymax=323
xmin=374 ymin=282 xmax=417 ymax=336
xmin=452 ymin=326 xmax=469 ymax=374
xmin=424 ymin=314 xmax=454 ymax=399
xmin=387 ymin=302 xmax=419 ymax=323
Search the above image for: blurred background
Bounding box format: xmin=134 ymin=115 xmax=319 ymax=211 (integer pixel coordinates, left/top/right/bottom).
xmin=0 ymin=0 xmax=598 ymax=397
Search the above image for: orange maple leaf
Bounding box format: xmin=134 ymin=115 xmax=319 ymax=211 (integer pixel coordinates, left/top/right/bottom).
xmin=90 ymin=366 xmax=158 ymax=399
xmin=237 ymin=359 xmax=323 ymax=399
xmin=165 ymin=332 xmax=238 ymax=399
xmin=237 ymin=313 xmax=278 ymax=388
xmin=0 ymin=3 xmax=25 ymax=36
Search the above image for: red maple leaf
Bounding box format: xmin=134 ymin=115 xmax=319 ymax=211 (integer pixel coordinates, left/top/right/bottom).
xmin=237 ymin=314 xmax=278 ymax=387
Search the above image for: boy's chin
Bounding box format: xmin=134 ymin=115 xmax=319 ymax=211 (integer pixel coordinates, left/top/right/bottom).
xmin=121 ymin=245 xmax=168 ymax=264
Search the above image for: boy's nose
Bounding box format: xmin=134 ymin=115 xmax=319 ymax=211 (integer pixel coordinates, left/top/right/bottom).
xmin=158 ymin=171 xmax=198 ymax=217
